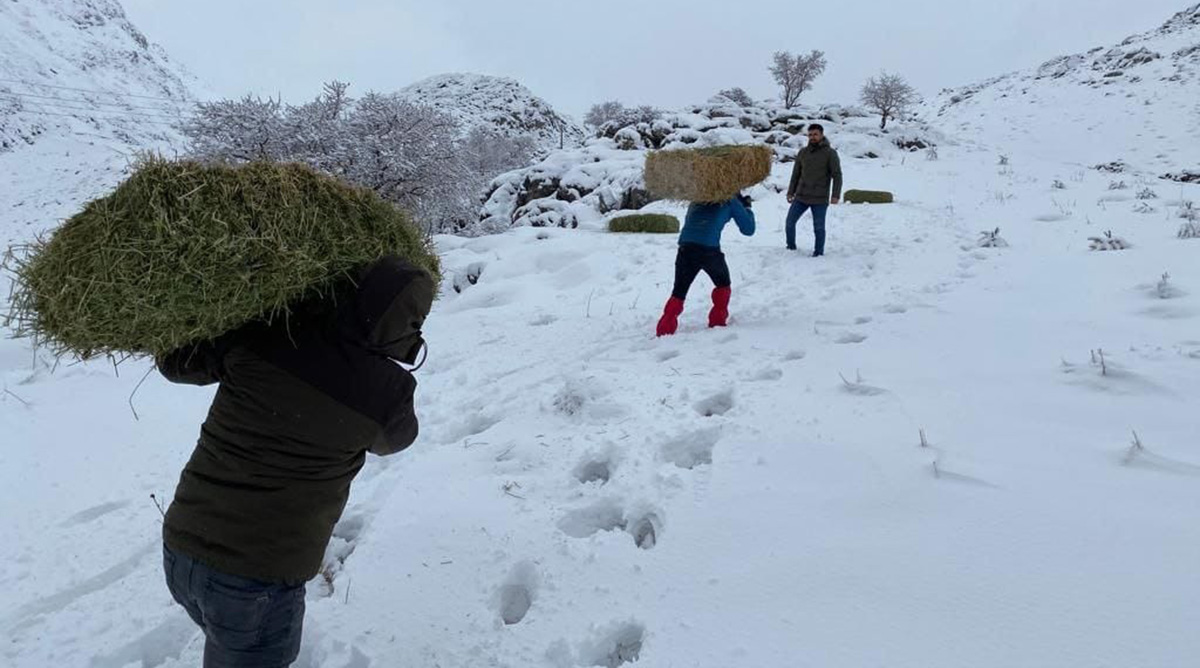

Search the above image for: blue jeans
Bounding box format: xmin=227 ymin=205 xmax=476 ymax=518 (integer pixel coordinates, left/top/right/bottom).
xmin=163 ymin=544 xmax=306 ymax=668
xmin=785 ymin=202 xmax=829 ymax=254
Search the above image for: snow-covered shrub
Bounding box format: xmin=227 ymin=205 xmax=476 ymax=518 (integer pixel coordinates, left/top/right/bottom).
xmin=1178 ymin=200 xmax=1198 ymax=222
xmin=1093 ymin=161 xmax=1127 ymax=173
xmin=1179 ymin=220 xmax=1200 ymax=239
xmin=1136 ymin=187 xmax=1159 ymax=200
xmin=717 ymin=87 xmax=754 ymax=107
xmin=926 ymin=146 xmax=939 ymax=161
xmin=1156 ymin=272 xmax=1184 ymax=299
xmin=998 ymin=154 xmax=1010 ymax=166
xmin=978 ymin=227 xmax=1009 ymax=248
xmin=614 ymin=127 xmax=646 ymax=151
xmin=181 ymin=80 xmax=518 ymax=235
xmin=1089 ymin=230 xmax=1131 ymax=251
xmin=1133 ymin=201 xmax=1156 ymax=214
xmin=1108 ymin=180 xmax=1128 ymax=190
xmin=1052 ymin=179 xmax=1067 ymax=190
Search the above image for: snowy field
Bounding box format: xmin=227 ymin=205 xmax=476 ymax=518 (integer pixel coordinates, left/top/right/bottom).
xmin=2 ymin=129 xmax=1198 ymax=667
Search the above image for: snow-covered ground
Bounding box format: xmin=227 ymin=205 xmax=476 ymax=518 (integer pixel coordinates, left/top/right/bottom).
xmin=3 ymin=124 xmax=1199 ymax=666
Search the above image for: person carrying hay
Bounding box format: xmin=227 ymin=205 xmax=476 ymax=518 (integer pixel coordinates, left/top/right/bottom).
xmin=158 ymin=255 xmax=434 ymax=667
xmin=655 ymin=194 xmax=756 ymax=336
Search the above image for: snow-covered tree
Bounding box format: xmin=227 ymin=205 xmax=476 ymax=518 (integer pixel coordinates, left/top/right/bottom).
xmin=183 ymin=95 xmax=287 ymax=162
xmin=769 ymin=50 xmax=826 ymax=109
xmin=860 ymin=72 xmax=919 ymax=130
xmin=181 ymin=82 xmax=513 ymax=234
xmin=585 ymin=101 xmax=625 ymax=129
xmin=717 ymin=87 xmax=754 ymax=107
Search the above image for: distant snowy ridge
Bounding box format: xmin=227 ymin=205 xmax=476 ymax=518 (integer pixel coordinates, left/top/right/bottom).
xmin=0 ymin=0 xmax=197 ymax=153
xmin=474 ymin=95 xmax=942 ymax=235
xmin=398 ymin=73 xmax=585 ymax=152
xmin=928 ymin=3 xmax=1200 ymax=170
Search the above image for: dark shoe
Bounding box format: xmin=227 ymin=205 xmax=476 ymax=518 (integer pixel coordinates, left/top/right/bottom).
xmin=786 ymin=245 xmax=797 ymax=251
xmin=811 ymin=251 xmax=824 ymax=257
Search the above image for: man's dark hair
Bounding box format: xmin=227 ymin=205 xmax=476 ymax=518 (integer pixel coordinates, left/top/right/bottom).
xmin=808 ymin=123 xmax=825 ymax=134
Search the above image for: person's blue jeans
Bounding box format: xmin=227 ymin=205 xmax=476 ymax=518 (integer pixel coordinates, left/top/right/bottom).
xmin=163 ymin=544 xmax=306 ymax=667
xmin=785 ymin=201 xmax=829 ymax=254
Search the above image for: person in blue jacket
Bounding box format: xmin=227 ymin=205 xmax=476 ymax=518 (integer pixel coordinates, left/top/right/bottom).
xmin=656 ymin=193 xmax=756 ymax=336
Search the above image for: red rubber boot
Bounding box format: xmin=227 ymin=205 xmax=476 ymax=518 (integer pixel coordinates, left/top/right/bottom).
xmin=708 ymin=287 xmax=731 ymax=328
xmin=656 ymin=297 xmax=685 ymax=337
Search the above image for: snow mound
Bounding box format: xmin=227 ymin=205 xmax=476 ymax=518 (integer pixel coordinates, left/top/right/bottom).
xmin=399 ymin=73 xmax=585 ymax=151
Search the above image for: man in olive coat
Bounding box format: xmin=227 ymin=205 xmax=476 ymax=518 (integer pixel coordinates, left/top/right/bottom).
xmin=158 ymin=255 xmax=435 ymax=667
xmin=785 ymin=124 xmax=843 ymax=256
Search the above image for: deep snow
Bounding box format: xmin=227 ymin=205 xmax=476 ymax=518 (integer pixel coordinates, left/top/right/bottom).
xmin=3 ymin=130 xmax=1199 ymax=666
xmin=3 ymin=2 xmax=1200 ymax=666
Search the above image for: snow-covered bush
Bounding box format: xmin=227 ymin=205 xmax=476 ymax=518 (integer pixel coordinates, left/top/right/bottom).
xmin=614 ymin=127 xmax=646 ymax=151
xmin=182 ymin=81 xmax=496 ymax=234
xmin=1089 ymin=230 xmax=1131 ymax=251
xmin=1052 ymin=179 xmax=1067 ymax=190
xmin=1156 ymin=272 xmax=1184 ymax=299
xmin=717 ymin=87 xmax=755 ymax=107
xmin=1108 ymin=180 xmax=1128 ymax=190
xmin=978 ymin=227 xmax=1009 ymax=248
xmin=1179 ymin=200 xmax=1198 ymax=222
xmin=1133 ymin=201 xmax=1157 ymax=214
xmin=1179 ymin=220 xmax=1200 ymax=239
xmin=1136 ymin=187 xmax=1159 ymax=200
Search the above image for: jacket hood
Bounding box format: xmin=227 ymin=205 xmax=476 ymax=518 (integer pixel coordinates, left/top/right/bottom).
xmin=339 ymin=256 xmax=435 ymax=362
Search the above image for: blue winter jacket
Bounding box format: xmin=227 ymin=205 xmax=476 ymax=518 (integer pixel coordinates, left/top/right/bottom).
xmin=677 ymin=198 xmax=756 ymax=248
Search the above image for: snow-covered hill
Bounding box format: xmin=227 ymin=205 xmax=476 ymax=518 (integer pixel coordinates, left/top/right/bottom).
xmin=928 ymin=3 xmax=1200 ymax=176
xmin=0 ymin=0 xmax=198 ymax=247
xmin=0 ymin=0 xmax=196 ymax=153
xmin=399 ymin=73 xmax=585 ymax=152
xmin=475 ymin=96 xmax=943 ymax=235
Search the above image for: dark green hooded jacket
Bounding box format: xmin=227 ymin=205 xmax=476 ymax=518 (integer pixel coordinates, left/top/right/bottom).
xmin=787 ymin=138 xmax=843 ymax=205
xmin=158 ymin=256 xmax=435 ymax=583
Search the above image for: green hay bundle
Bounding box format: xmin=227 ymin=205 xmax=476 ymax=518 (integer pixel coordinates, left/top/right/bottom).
xmin=844 ymin=189 xmax=895 ymax=204
xmin=608 ymin=214 xmax=680 ymax=234
xmin=644 ymin=145 xmax=773 ymax=203
xmin=4 ymin=158 xmax=440 ymax=361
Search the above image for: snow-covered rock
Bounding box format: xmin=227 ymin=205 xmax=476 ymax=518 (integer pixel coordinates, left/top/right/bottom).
xmin=0 ymin=0 xmax=197 ymax=153
xmin=475 ymin=98 xmax=942 ymax=235
xmin=398 ymin=73 xmax=585 ymax=152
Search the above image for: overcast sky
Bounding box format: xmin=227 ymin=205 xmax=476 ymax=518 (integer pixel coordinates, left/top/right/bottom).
xmin=123 ymin=0 xmax=1189 ymax=118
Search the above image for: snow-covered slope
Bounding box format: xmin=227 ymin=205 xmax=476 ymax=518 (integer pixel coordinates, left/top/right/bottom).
xmin=3 ymin=132 xmax=1199 ymax=667
xmin=476 ymin=96 xmax=942 ymax=235
xmin=399 ymin=73 xmax=585 ymax=152
xmin=0 ymin=0 xmax=196 ymax=153
xmin=0 ymin=0 xmax=199 ymax=248
xmin=928 ymin=3 xmax=1200 ymax=175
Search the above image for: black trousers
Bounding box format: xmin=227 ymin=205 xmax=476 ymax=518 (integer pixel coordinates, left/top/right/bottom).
xmin=672 ymin=243 xmax=731 ymax=300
